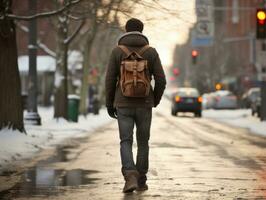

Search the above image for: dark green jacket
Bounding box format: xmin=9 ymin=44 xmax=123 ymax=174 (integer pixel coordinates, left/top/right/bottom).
xmin=105 ymin=31 xmax=166 ymax=108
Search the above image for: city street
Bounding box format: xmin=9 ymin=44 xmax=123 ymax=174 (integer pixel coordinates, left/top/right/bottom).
xmin=1 ymin=1 xmax=266 ymax=199
xmin=1 ymin=105 xmax=266 ymax=200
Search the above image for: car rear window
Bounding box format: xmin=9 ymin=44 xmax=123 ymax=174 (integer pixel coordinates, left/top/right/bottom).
xmin=177 ymin=89 xmax=199 ymax=97
xmin=215 ymin=90 xmax=234 ymax=96
xmin=253 ymin=90 xmax=260 ymax=96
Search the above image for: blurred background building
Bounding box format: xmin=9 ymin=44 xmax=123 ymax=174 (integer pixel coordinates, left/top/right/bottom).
xmin=171 ymin=0 xmax=266 ymax=99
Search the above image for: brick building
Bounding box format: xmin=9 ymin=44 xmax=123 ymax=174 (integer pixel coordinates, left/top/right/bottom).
xmin=13 ymin=0 xmax=56 ymax=56
xmin=172 ymin=0 xmax=266 ymax=94
xmin=13 ymin=1 xmax=64 ymax=106
xmin=221 ymin=0 xmax=264 ymax=87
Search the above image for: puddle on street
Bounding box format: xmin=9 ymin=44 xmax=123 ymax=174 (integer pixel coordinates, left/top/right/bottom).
xmin=20 ymin=168 xmax=100 ymax=187
xmin=0 ymin=168 xmax=100 ymax=198
xmin=0 ymin=143 xmax=100 ymax=199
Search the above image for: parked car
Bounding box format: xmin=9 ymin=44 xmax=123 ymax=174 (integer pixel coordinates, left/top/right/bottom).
xmin=251 ymin=96 xmax=261 ymax=118
xmin=202 ymin=92 xmax=216 ymax=109
xmin=171 ymin=87 xmax=202 ymax=117
xmin=241 ymin=87 xmax=261 ymax=108
xmin=213 ymin=90 xmax=238 ymax=109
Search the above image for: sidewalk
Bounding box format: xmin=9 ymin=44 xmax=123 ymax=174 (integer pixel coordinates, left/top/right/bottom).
xmin=0 ymin=107 xmax=111 ymax=172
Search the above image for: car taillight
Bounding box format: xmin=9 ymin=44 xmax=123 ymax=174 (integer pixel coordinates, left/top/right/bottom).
xmin=198 ymin=96 xmax=203 ymax=103
xmin=175 ymin=96 xmax=181 ymax=102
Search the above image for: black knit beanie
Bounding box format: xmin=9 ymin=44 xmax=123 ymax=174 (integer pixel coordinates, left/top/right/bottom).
xmin=125 ymin=18 xmax=144 ymax=32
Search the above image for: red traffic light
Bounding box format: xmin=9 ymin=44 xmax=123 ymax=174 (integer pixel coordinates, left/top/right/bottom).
xmin=192 ymin=50 xmax=198 ymax=57
xmin=173 ymin=68 xmax=180 ymax=76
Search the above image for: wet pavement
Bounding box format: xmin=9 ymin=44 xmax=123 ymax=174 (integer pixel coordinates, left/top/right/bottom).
xmin=1 ymin=109 xmax=266 ymax=199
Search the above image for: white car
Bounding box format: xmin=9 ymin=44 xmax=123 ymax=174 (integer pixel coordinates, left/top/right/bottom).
xmin=213 ymin=90 xmax=238 ymax=109
xmin=202 ymin=93 xmax=216 ymax=109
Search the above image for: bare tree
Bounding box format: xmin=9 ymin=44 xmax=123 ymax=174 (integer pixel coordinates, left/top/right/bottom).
xmin=78 ymin=0 xmax=139 ymax=115
xmin=0 ymin=0 xmax=82 ymax=131
xmin=0 ymin=0 xmax=167 ymax=130
xmin=79 ymin=1 xmax=100 ymax=115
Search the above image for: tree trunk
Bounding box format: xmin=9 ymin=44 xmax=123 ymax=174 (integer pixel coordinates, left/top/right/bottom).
xmin=54 ymin=11 xmax=68 ymax=119
xmin=96 ymin=25 xmax=118 ymax=106
xmin=79 ymin=22 xmax=98 ymax=115
xmin=0 ymin=1 xmax=24 ymax=132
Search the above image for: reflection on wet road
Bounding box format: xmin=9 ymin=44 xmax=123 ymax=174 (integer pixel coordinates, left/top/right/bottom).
xmin=6 ymin=168 xmax=99 ymax=196
xmin=0 ymin=144 xmax=100 ymax=199
xmin=1 ymin=109 xmax=266 ymax=199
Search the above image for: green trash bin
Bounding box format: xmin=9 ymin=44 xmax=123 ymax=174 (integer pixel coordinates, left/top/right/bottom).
xmin=68 ymin=95 xmax=80 ymax=122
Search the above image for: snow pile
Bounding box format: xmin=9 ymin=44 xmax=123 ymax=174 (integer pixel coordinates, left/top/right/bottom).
xmin=18 ymin=55 xmax=56 ymax=73
xmin=0 ymin=107 xmax=112 ymax=171
xmin=68 ymin=50 xmax=83 ymax=70
xmin=203 ymin=109 xmax=266 ymax=136
xmin=18 ymin=50 xmax=83 ymax=74
xmin=203 ymin=109 xmax=250 ymax=119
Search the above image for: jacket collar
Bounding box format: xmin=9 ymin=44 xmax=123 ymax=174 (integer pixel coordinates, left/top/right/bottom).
xmin=117 ymin=31 xmax=149 ymax=45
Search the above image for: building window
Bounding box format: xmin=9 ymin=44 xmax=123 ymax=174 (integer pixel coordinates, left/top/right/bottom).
xmin=232 ymin=0 xmax=239 ymax=24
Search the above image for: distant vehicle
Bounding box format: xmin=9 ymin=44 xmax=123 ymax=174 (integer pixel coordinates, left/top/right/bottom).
xmin=213 ymin=90 xmax=238 ymax=109
xmin=251 ymin=96 xmax=261 ymax=118
xmin=171 ymin=87 xmax=202 ymax=117
xmin=241 ymin=87 xmax=261 ymax=108
xmin=202 ymin=93 xmax=216 ymax=109
xmin=164 ymin=87 xmax=178 ymax=100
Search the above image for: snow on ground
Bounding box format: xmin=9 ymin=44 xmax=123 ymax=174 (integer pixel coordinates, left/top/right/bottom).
xmin=0 ymin=107 xmax=112 ymax=171
xmin=159 ymin=97 xmax=266 ymax=137
xmin=203 ymin=109 xmax=266 ymax=136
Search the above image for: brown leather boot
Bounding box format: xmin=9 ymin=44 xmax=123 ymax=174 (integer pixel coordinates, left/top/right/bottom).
xmin=123 ymin=170 xmax=139 ymax=193
xmin=136 ymin=174 xmax=148 ymax=191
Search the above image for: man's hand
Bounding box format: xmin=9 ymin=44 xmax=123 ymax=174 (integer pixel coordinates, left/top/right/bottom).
xmin=154 ymin=99 xmax=160 ymax=107
xmin=107 ymin=107 xmax=117 ymax=119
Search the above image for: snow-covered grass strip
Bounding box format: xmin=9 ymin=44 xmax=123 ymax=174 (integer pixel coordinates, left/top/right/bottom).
xmin=0 ymin=107 xmax=112 ymax=171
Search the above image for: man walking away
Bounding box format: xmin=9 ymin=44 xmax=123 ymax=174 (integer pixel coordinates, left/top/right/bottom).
xmin=105 ymin=18 xmax=166 ymax=193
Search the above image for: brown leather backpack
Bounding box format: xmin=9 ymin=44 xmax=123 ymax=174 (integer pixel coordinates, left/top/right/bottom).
xmin=118 ymin=45 xmax=151 ymax=98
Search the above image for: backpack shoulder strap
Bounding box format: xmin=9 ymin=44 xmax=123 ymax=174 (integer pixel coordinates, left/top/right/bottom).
xmin=118 ymin=45 xmax=132 ymax=57
xmin=138 ymin=45 xmax=150 ymax=55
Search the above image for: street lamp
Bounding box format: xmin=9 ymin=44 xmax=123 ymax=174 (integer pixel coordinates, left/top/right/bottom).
xmin=24 ymin=0 xmax=41 ymax=125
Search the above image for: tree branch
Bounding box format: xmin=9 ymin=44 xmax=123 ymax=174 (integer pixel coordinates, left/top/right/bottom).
xmin=68 ymin=14 xmax=92 ymax=21
xmin=6 ymin=0 xmax=82 ymax=21
xmin=64 ymin=20 xmax=85 ymax=45
xmin=15 ymin=22 xmax=56 ymax=57
xmin=37 ymin=41 xmax=56 ymax=57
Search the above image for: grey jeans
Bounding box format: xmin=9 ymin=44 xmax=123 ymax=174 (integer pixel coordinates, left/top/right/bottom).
xmin=117 ymin=107 xmax=152 ymax=176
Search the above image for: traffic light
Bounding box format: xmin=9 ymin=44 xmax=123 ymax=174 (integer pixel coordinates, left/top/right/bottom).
xmin=256 ymin=9 xmax=266 ymax=39
xmin=173 ymin=67 xmax=180 ymax=76
xmin=191 ymin=50 xmax=198 ymax=64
